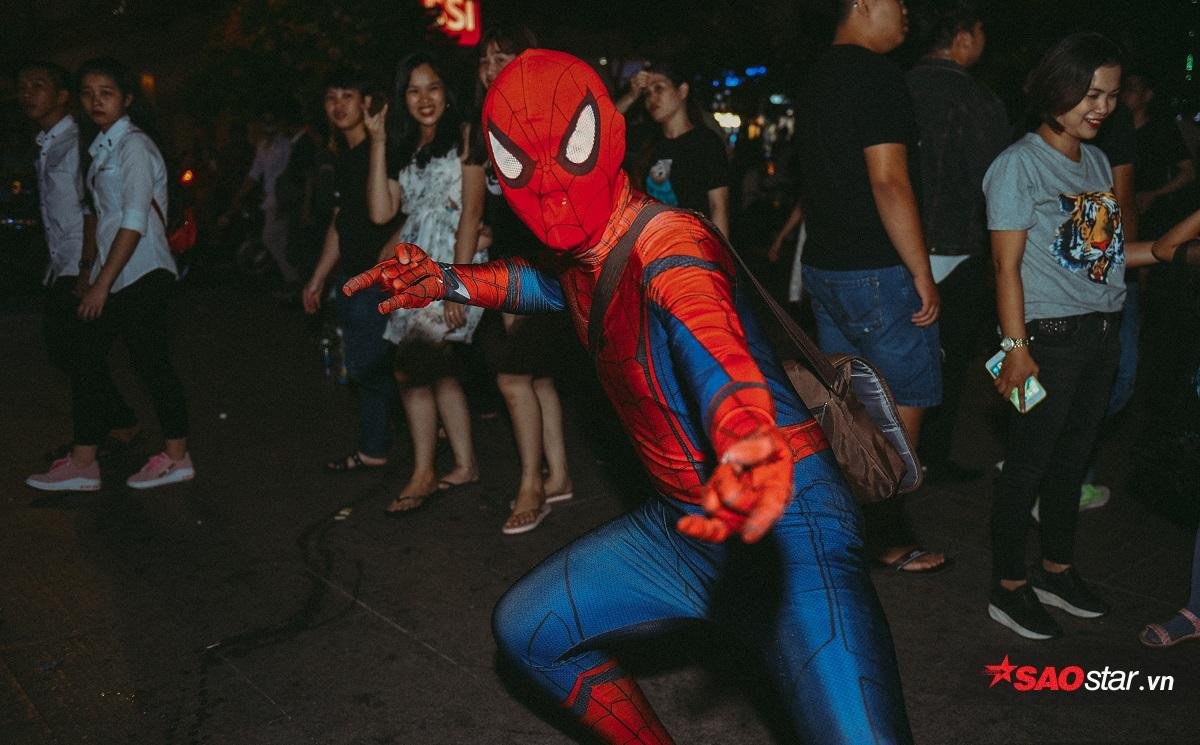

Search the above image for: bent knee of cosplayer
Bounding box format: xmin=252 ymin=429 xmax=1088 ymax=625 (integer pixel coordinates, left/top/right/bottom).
xmin=492 ymin=589 xmax=577 ymax=672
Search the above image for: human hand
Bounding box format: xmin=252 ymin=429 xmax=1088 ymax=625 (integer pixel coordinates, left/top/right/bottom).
xmin=72 ymin=272 xmax=92 ymax=299
xmin=77 ymin=283 xmax=109 ymax=321
xmin=767 ymin=235 xmax=784 ymax=263
xmin=676 ymin=426 xmax=793 ymax=544
xmin=444 ymin=301 xmax=466 ymax=329
xmin=630 ymin=70 xmax=651 ymax=97
xmin=343 ymin=242 xmax=446 ymax=314
xmin=994 ymin=347 xmax=1038 ymax=411
xmin=364 ymin=102 xmax=389 ymax=144
xmin=301 ymin=279 xmax=324 ymax=314
xmin=911 ymin=274 xmax=940 ymax=327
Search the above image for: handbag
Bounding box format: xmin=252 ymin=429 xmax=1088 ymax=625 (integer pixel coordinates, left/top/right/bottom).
xmin=589 ymin=202 xmax=922 ymax=504
xmin=151 ymin=199 xmax=198 ymax=256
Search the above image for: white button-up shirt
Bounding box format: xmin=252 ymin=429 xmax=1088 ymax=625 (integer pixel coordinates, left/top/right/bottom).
xmin=247 ymin=133 xmax=294 ymax=210
xmin=87 ymin=115 xmax=175 ymax=293
xmin=35 ymin=114 xmax=86 ymax=280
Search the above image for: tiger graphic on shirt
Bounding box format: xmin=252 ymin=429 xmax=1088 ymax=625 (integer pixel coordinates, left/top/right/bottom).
xmin=1051 ymin=191 xmax=1125 ymax=284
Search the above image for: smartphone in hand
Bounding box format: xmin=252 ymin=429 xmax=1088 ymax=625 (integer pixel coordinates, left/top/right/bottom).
xmin=985 ymin=350 xmax=1047 ymax=413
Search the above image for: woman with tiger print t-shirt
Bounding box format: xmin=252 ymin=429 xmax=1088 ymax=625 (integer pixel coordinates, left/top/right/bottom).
xmin=982 ymin=32 xmax=1200 ymax=642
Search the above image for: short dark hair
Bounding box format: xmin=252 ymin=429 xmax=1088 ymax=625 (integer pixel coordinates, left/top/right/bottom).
xmin=19 ymin=61 xmax=71 ymax=93
xmin=1024 ymin=32 xmax=1125 ymax=134
xmin=77 ymin=57 xmax=137 ymax=98
xmin=1123 ymin=66 xmax=1157 ymax=91
xmin=478 ymin=23 xmax=538 ymax=57
xmin=324 ymin=65 xmax=377 ymax=96
xmin=915 ymin=0 xmax=983 ymax=52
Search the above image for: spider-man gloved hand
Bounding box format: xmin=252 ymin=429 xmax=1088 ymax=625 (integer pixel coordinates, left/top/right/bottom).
xmin=343 ymin=242 xmax=469 ymax=313
xmin=677 ymin=425 xmax=793 ymax=544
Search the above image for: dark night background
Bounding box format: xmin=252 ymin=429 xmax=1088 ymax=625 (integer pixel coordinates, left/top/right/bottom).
xmin=2 ymin=0 xmax=1199 ymax=118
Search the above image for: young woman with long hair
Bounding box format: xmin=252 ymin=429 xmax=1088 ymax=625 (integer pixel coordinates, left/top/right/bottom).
xmin=365 ymin=52 xmax=485 ymax=514
xmin=471 ymin=24 xmax=574 ymax=534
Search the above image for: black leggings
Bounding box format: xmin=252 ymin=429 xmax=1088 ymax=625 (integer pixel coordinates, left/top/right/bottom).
xmin=44 ymin=276 xmax=137 ymax=436
xmin=73 ymin=269 xmax=189 ymax=445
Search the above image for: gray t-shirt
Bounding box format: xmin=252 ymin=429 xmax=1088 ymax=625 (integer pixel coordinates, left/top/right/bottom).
xmin=983 ymin=132 xmax=1126 ymax=320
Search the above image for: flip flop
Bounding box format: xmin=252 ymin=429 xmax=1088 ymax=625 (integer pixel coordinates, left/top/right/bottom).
xmin=501 ymin=503 xmax=551 ymax=535
xmin=546 ymin=490 xmax=574 ymax=504
xmin=326 ymin=452 xmax=387 ymax=473
xmin=437 ymin=476 xmax=480 ymax=493
xmin=876 ymin=547 xmax=951 ymax=574
xmin=509 ymin=491 xmax=574 ymax=510
xmin=384 ymin=492 xmax=432 ymax=518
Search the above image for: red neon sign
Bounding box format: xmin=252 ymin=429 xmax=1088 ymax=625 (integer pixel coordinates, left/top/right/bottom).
xmin=422 ymin=0 xmax=482 ymax=47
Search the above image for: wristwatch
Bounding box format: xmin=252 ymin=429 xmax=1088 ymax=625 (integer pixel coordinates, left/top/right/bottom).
xmin=1000 ymin=336 xmax=1031 ymax=352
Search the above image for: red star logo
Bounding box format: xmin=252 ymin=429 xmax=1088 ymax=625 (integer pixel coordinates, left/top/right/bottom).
xmin=983 ymin=655 xmax=1017 ymax=688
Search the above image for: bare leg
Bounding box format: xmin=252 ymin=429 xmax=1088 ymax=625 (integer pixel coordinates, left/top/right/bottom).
xmin=392 ymin=381 xmax=439 ymax=511
xmin=877 ymin=405 xmax=945 ymax=572
xmin=499 ymin=373 xmax=546 ymax=531
xmin=533 ymin=376 xmax=572 ymax=497
xmin=433 ymin=376 xmax=478 ymax=485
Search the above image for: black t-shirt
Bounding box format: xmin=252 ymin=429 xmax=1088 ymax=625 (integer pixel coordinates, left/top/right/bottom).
xmin=333 ymin=139 xmax=397 ymax=277
xmin=796 ymin=44 xmax=920 ymax=270
xmin=1094 ymin=104 xmax=1137 ymax=168
xmin=1135 ymin=116 xmax=1192 ymax=237
xmin=642 ymin=126 xmax=729 ymax=214
xmin=483 ymin=161 xmax=544 ymax=261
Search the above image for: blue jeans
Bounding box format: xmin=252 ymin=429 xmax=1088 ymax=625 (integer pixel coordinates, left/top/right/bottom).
xmin=1107 ymin=281 xmax=1140 ymax=415
xmin=803 ymin=264 xmax=942 ymax=408
xmin=335 ymin=283 xmax=396 ymax=458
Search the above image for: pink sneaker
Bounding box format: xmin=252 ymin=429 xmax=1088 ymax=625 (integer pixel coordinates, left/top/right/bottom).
xmin=126 ymin=452 xmax=195 ymax=490
xmin=26 ymin=457 xmax=101 ymax=492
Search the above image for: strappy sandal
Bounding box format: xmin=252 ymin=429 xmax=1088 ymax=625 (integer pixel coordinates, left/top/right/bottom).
xmin=325 ymin=452 xmax=386 ymax=472
xmin=1140 ymin=608 xmax=1200 ymax=649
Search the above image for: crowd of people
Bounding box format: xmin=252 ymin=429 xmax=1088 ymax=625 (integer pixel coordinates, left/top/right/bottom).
xmin=14 ymin=0 xmax=1200 ymax=742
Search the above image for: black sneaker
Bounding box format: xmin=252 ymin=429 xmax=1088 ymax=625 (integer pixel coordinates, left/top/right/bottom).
xmin=988 ymin=583 xmax=1064 ymax=640
xmin=1029 ymin=566 xmax=1110 ymax=618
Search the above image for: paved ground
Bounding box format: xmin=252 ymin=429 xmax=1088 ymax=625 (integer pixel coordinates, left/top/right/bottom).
xmin=2 ymin=279 xmax=1197 ymax=745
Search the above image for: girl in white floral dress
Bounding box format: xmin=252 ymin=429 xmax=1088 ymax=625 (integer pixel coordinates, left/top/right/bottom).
xmin=365 ymin=52 xmax=486 ymax=514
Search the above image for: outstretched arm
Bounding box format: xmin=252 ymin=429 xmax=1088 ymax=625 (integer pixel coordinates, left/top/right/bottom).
xmin=642 ymin=220 xmax=792 ymax=544
xmin=343 ymin=242 xmax=565 ymax=314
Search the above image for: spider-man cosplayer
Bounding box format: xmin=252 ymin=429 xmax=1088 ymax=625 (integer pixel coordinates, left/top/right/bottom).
xmin=345 ymin=50 xmax=912 ymax=744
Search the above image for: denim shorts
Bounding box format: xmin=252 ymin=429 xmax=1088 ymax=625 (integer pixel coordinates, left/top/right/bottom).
xmin=802 ymin=263 xmax=942 ymax=408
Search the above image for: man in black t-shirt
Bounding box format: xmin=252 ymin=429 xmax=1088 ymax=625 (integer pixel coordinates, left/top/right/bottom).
xmin=905 ymin=1 xmax=1008 ymax=482
xmin=796 ymin=0 xmax=945 ymax=574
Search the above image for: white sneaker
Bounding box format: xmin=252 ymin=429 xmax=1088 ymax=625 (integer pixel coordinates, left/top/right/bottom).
xmin=26 ymin=457 xmax=101 ymax=492
xmin=126 ymin=452 xmax=195 ymax=490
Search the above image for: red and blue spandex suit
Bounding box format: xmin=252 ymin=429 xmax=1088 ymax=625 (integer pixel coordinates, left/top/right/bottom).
xmin=346 ymin=50 xmax=912 ymax=745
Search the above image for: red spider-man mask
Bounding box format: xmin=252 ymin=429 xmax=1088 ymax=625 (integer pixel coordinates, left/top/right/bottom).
xmin=482 ymin=49 xmax=627 ymax=252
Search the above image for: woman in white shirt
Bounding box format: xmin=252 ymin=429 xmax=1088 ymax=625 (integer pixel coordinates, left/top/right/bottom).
xmin=29 ymin=58 xmax=194 ymax=492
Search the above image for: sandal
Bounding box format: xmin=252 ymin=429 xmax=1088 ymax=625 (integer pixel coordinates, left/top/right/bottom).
xmin=502 ymin=503 xmax=551 ymax=535
xmin=875 ymin=547 xmax=951 ymax=574
xmin=384 ymin=493 xmax=431 ymax=517
xmin=436 ymin=475 xmax=480 ymax=493
xmin=325 ymin=452 xmax=387 ymax=473
xmin=509 ymin=491 xmax=574 ymax=510
xmin=1140 ymin=608 xmax=1200 ymax=649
